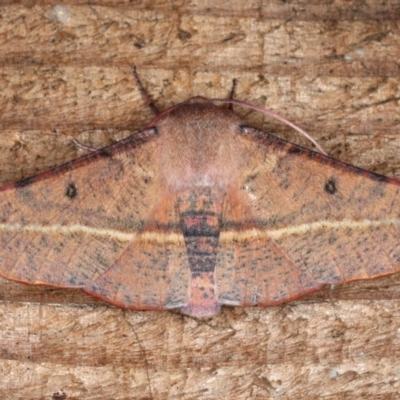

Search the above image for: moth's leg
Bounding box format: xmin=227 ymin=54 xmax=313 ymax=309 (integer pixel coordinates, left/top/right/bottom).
xmin=132 ymin=65 xmax=160 ymax=115
xmin=72 ymin=66 xmax=160 ymax=153
xmin=72 ymin=138 xmax=98 ymax=152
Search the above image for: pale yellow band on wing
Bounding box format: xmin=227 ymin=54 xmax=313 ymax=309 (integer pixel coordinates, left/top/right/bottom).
xmin=220 ymin=218 xmax=400 ymax=242
xmin=0 ymin=223 xmax=135 ymax=241
xmin=0 ymin=219 xmax=399 ymax=244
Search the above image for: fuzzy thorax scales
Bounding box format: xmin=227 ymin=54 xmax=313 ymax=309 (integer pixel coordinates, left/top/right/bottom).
xmin=156 ymin=98 xmax=248 ymax=190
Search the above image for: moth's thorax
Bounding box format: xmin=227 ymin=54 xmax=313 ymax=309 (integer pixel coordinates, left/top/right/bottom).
xmin=156 ymin=100 xmax=245 ymax=190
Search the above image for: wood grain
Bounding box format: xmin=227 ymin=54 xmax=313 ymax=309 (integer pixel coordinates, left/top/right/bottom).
xmin=1 ymin=1 xmax=400 ymax=399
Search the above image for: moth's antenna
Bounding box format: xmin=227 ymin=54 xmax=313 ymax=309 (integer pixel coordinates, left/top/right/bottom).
xmin=211 ymin=98 xmax=327 ymax=155
xmin=132 ymin=66 xmax=160 ymax=116
xmin=228 ymin=79 xmax=238 ymax=111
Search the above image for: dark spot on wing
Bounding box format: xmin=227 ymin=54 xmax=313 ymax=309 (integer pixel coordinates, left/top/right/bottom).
xmin=65 ymin=182 xmax=78 ymax=199
xmin=142 ymin=176 xmax=152 ymax=185
xmin=52 ymin=391 xmax=67 ymax=400
xmin=324 ymin=178 xmax=337 ymax=194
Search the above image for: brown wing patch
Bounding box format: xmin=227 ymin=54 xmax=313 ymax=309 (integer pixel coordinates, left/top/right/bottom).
xmin=84 ymin=192 xmax=191 ymax=311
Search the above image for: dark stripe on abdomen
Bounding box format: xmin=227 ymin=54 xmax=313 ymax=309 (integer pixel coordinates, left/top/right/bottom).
xmin=182 ymin=213 xmax=220 ymax=274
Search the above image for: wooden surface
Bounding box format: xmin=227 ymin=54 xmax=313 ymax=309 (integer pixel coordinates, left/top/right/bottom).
xmin=1 ymin=1 xmax=400 ymax=399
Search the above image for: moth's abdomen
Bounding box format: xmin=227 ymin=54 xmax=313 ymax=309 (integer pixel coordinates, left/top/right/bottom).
xmin=177 ymin=187 xmax=224 ymax=317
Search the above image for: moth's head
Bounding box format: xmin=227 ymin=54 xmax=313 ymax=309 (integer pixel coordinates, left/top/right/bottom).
xmin=145 ymin=96 xmax=237 ymax=129
xmin=183 ymin=96 xmax=211 ymax=104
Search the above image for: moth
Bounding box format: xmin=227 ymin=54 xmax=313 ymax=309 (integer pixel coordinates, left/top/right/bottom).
xmin=0 ymin=68 xmax=400 ymax=317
